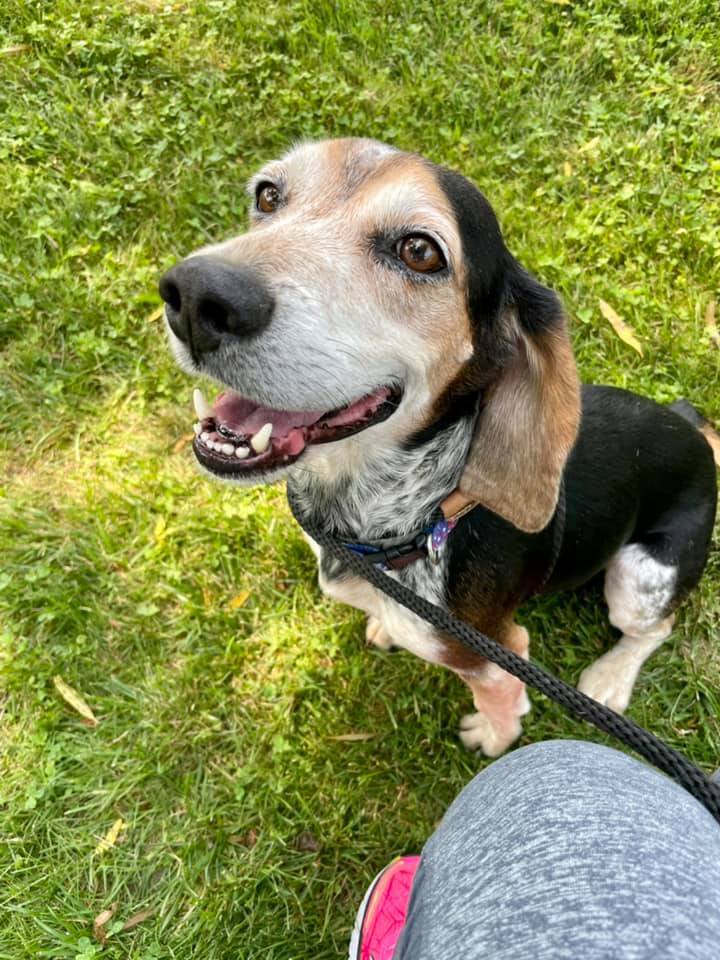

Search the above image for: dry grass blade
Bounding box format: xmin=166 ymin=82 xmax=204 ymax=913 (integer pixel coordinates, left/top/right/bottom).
xmin=599 ymin=299 xmax=643 ymax=355
xmin=53 ymin=675 xmax=98 ymax=725
xmin=0 ymin=44 xmax=29 ymax=56
xmin=705 ymin=300 xmax=719 ymax=349
xmin=328 ymin=732 xmax=376 ymax=742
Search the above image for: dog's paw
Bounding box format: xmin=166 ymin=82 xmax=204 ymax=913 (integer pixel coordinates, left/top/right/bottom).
xmin=577 ymin=654 xmax=636 ymax=714
xmin=365 ymin=615 xmax=397 ymax=652
xmin=459 ymin=710 xmax=523 ymax=757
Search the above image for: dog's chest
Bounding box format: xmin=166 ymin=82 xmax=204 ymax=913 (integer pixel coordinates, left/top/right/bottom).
xmin=318 ymin=546 xmax=450 ymax=665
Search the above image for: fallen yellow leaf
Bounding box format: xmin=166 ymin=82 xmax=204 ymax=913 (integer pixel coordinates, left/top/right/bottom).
xmin=172 ymin=433 xmax=194 ymax=454
xmin=598 ymin=299 xmax=643 ymax=356
xmin=579 ymin=136 xmax=601 ymax=153
xmin=146 ymin=304 xmax=165 ymax=323
xmin=95 ymin=818 xmax=125 ymax=855
xmin=122 ymin=908 xmax=155 ymax=931
xmin=562 ymin=161 xmax=572 ymax=177
xmin=153 ymin=515 xmax=167 ymax=543
xmin=228 ymin=589 xmax=251 ymax=610
xmin=705 ymin=300 xmax=719 ymax=349
xmin=93 ymin=904 xmax=117 ymax=944
xmin=53 ymin=675 xmax=98 ymax=726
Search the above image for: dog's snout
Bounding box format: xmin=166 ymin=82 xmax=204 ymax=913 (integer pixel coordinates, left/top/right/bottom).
xmin=158 ymin=258 xmax=274 ymax=354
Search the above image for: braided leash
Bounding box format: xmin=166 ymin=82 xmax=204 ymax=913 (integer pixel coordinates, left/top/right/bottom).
xmin=287 ymin=490 xmax=720 ymax=825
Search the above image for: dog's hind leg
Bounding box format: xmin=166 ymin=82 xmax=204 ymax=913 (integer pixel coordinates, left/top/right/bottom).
xmin=580 ymin=400 xmax=717 ymax=713
xmin=578 ymin=542 xmax=680 ymax=713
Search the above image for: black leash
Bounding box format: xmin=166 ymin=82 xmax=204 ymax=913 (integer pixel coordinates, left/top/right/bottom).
xmin=287 ymin=488 xmax=720 ymax=825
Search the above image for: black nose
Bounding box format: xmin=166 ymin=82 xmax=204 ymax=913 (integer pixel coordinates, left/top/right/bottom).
xmin=158 ymin=257 xmax=274 ymax=355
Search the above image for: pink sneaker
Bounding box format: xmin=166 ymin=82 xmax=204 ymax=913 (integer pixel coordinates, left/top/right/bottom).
xmin=348 ymin=856 xmax=421 ymax=960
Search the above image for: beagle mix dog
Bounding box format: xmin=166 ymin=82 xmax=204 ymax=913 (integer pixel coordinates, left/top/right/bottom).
xmin=161 ymin=137 xmax=718 ymax=756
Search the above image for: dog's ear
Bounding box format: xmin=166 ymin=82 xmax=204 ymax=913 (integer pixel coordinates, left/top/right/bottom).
xmin=458 ymin=260 xmax=581 ymax=532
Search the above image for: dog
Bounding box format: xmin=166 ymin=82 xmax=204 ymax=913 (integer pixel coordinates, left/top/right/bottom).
xmin=160 ymin=137 xmax=718 ymax=756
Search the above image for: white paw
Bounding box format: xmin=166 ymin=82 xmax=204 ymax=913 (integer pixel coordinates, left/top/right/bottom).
xmin=459 ymin=710 xmax=523 ymax=757
xmin=577 ymin=656 xmax=636 ymax=714
xmin=365 ymin=615 xmax=396 ymax=651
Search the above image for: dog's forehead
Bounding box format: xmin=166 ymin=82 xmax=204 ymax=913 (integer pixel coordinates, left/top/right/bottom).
xmin=256 ymin=138 xmax=456 ymax=229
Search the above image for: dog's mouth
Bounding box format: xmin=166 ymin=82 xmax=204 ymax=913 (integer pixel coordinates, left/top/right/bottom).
xmin=190 ymin=384 xmax=401 ymax=478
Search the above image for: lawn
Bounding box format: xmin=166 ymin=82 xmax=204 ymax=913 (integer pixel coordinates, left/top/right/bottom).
xmin=1 ymin=1 xmax=719 ymax=956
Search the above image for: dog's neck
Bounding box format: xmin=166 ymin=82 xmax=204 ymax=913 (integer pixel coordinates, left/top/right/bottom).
xmin=287 ymin=415 xmax=474 ymax=543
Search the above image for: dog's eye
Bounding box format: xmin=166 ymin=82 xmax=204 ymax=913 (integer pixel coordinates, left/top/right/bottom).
xmin=397 ymin=235 xmax=445 ymax=273
xmin=256 ymin=183 xmax=282 ymax=214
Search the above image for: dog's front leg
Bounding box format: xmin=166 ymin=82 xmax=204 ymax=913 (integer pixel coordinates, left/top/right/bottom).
xmin=455 ymin=623 xmax=531 ymax=757
xmin=304 ymin=534 xmax=396 ymax=650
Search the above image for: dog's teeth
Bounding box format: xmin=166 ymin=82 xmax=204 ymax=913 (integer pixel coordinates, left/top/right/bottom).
xmin=200 ymin=431 xmax=210 ymax=442
xmin=250 ymin=422 xmax=272 ymax=454
xmin=193 ymin=422 xmax=202 ymax=435
xmin=208 ymin=440 xmax=218 ymax=451
xmin=193 ymin=388 xmax=213 ymax=420
xmin=221 ymin=443 xmax=234 ymax=456
xmin=235 ymin=445 xmax=249 ymax=459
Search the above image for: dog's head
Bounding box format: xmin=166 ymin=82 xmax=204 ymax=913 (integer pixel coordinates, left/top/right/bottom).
xmin=161 ymin=137 xmax=580 ymax=532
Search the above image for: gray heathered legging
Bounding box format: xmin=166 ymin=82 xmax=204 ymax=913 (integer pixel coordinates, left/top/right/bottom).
xmin=395 ymin=740 xmax=720 ymax=959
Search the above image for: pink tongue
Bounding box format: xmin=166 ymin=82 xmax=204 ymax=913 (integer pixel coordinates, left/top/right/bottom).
xmin=212 ymin=391 xmax=324 ymax=438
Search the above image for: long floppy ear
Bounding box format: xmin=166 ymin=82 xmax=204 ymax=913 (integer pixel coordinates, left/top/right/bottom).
xmin=458 ymin=261 xmax=581 ymax=533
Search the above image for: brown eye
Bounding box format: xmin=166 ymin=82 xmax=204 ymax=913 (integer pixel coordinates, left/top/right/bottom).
xmin=256 ymin=183 xmax=281 ymax=214
xmin=397 ymin=235 xmax=445 ymax=273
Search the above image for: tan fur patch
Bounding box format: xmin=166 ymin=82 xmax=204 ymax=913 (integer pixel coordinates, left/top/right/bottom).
xmin=458 ymin=318 xmax=581 ymax=533
xmin=700 ymin=422 xmax=720 ymax=467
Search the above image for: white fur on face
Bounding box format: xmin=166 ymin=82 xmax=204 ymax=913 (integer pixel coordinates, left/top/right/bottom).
xmin=173 ymin=138 xmax=473 ymax=485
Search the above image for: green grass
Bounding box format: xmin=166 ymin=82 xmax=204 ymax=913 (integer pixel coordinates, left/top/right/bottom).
xmin=1 ymin=0 xmax=719 ymax=956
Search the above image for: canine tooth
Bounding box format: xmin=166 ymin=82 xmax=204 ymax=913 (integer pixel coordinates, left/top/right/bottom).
xmin=221 ymin=443 xmax=234 ymax=456
xmin=201 ymin=431 xmax=210 ymax=442
xmin=193 ymin=422 xmax=202 ymax=435
xmin=250 ymin=422 xmax=272 ymax=454
xmin=235 ymin=445 xmax=249 ymax=459
xmin=193 ymin=388 xmax=213 ymax=420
